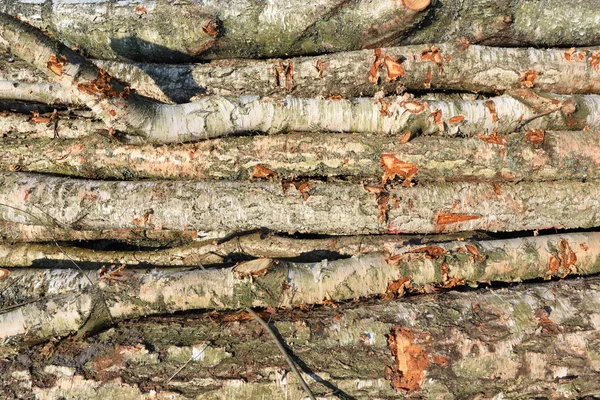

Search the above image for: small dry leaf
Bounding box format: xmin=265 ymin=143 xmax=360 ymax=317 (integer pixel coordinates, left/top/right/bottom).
xmin=409 ymin=245 xmax=447 ymax=259
xmin=564 ymin=47 xmax=575 ymax=61
xmin=377 ymin=193 xmax=390 ymax=224
xmin=448 ymin=115 xmax=465 ymax=124
xmin=47 ymin=55 xmax=66 ymax=76
xmin=400 ymin=100 xmax=427 ymax=114
xmin=525 ymin=129 xmax=545 ymax=145
xmin=364 ymin=184 xmax=386 ymax=194
xmin=519 ymin=71 xmax=537 ymax=88
xmin=384 ymin=55 xmax=405 ymax=81
xmin=369 ymin=49 xmax=384 ymax=84
xmin=459 ymin=38 xmax=470 ymax=51
xmin=493 ymin=183 xmax=502 ymax=195
xmin=251 ymin=164 xmax=278 ymax=179
xmin=591 ymin=51 xmax=600 ymax=70
xmin=475 ymin=131 xmax=504 ymax=145
xmin=380 ymin=154 xmax=418 ymax=186
xmin=483 ymin=100 xmax=498 ymax=122
xmin=315 ymin=59 xmax=327 ymax=78
xmin=282 ymin=179 xmax=313 ymax=200
xmin=379 ymin=98 xmax=392 ymax=117
xmin=465 ymin=244 xmax=485 ymax=262
xmin=421 ymin=46 xmax=442 ymax=67
xmin=386 ymin=277 xmax=411 ymax=295
xmin=429 ymin=109 xmax=444 ymax=131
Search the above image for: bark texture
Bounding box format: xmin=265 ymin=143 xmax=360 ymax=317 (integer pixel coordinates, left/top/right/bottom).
xmin=4 ymin=0 xmax=600 ymax=61
xmin=1 ymin=172 xmax=600 ymax=234
xmin=2 ymin=276 xmax=600 ymax=399
xmin=2 ymin=232 xmax=600 ymax=349
xmin=1 ymin=130 xmax=599 ymax=182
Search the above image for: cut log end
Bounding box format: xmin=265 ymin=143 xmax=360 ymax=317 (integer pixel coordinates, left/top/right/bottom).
xmin=402 ymin=0 xmax=431 ymax=12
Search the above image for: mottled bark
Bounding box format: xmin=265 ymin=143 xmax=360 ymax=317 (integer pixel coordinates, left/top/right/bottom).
xmin=98 ymin=44 xmax=600 ymax=100
xmin=0 ymin=220 xmax=197 ymax=246
xmin=6 ymin=44 xmax=600 ymax=102
xmin=2 ymin=232 xmax=600 ymax=349
xmin=3 ymin=270 xmax=600 ymax=399
xmin=1 ymin=172 xmax=600 ymax=234
xmin=1 ymin=131 xmax=599 ymax=182
xmin=0 ymin=0 xmax=430 ymax=61
xmin=4 ymin=0 xmax=600 ymax=62
xmin=0 ymin=231 xmax=480 ymax=269
xmin=0 ymin=110 xmax=105 ymax=139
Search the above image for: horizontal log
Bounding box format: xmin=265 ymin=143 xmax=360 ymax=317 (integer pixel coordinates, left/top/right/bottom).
xmin=1 ymin=131 xmax=599 ymax=182
xmin=2 ymin=232 xmax=600 ymax=351
xmin=4 ymin=0 xmax=600 ymax=61
xmin=1 ymin=173 xmax=600 ymax=234
xmin=4 ymin=276 xmax=600 ymax=398
xmin=6 ymin=44 xmax=600 ymax=101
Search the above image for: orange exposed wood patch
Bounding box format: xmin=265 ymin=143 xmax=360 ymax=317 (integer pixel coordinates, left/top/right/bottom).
xmin=448 ymin=115 xmax=465 ymax=124
xmin=429 ymin=109 xmax=444 ymax=131
xmin=400 ymin=100 xmax=427 ymax=114
xmin=0 ymin=268 xmax=9 ymax=280
xmin=409 ymin=245 xmax=447 ymax=259
xmin=47 ymin=55 xmax=66 ymax=76
xmin=475 ymin=131 xmax=505 ymax=145
xmin=437 ymin=213 xmax=480 ymax=226
xmin=424 ymin=68 xmax=432 ymax=89
xmin=386 ymin=327 xmax=429 ymax=392
xmin=525 ymin=129 xmax=545 ymax=145
xmin=384 ymin=56 xmax=405 ymax=82
xmin=401 ymin=0 xmax=431 ymax=11
xmin=380 ymin=154 xmax=418 ymax=186
xmin=233 ymin=258 xmax=274 ymax=278
xmin=369 ymin=49 xmax=384 ymax=83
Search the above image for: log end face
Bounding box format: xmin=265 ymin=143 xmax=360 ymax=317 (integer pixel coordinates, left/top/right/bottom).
xmin=402 ymin=0 xmax=431 ymax=12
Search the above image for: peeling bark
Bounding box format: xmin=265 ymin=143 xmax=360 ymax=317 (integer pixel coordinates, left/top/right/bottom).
xmin=4 ymin=0 xmax=600 ymax=62
xmin=1 ymin=131 xmax=599 ymax=182
xmin=2 ymin=235 xmax=600 ymax=398
xmin=1 ymin=172 xmax=600 ymax=234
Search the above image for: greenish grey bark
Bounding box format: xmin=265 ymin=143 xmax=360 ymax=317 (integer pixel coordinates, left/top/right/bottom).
xmin=4 ymin=0 xmax=600 ymax=61
xmin=3 ymin=276 xmax=600 ymax=399
xmin=2 ymin=172 xmax=600 ymax=234
xmin=1 ymin=131 xmax=599 ymax=182
xmin=2 ymin=232 xmax=600 ymax=350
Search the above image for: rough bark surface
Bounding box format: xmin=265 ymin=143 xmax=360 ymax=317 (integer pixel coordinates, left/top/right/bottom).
xmin=2 ymin=232 xmax=599 ymax=349
xmin=1 ymin=130 xmax=599 ymax=182
xmin=2 ymin=276 xmax=600 ymax=399
xmin=4 ymin=0 xmax=600 ymax=61
xmin=1 ymin=173 xmax=600 ymax=234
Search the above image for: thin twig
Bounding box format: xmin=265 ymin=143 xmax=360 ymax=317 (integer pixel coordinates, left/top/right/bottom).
xmin=246 ymin=307 xmax=317 ymax=400
xmin=166 ymin=344 xmax=207 ymax=384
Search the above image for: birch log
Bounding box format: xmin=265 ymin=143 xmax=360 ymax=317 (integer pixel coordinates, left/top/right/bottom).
xmin=4 ymin=276 xmax=600 ymax=399
xmin=2 ymin=232 xmax=600 ymax=353
xmin=1 ymin=172 xmax=600 ymax=234
xmin=6 ymin=44 xmax=600 ymax=102
xmin=1 ymin=131 xmax=599 ymax=182
xmin=4 ymin=0 xmax=600 ymax=61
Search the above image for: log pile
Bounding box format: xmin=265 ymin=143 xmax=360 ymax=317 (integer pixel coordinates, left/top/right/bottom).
xmin=1 ymin=1 xmax=600 ymax=398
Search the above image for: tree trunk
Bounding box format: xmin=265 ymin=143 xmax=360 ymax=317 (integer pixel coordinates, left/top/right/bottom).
xmin=2 ymin=276 xmax=600 ymax=399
